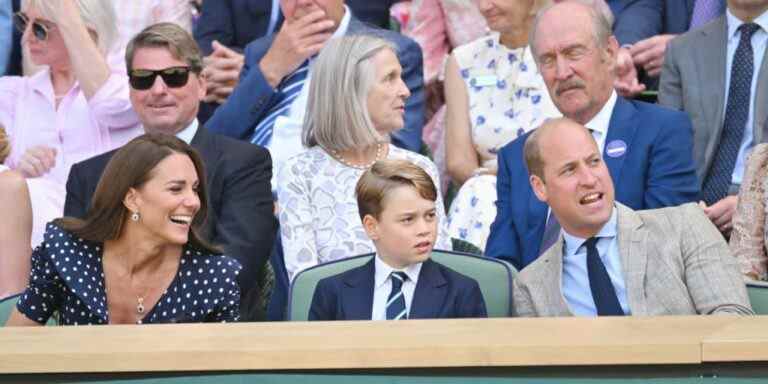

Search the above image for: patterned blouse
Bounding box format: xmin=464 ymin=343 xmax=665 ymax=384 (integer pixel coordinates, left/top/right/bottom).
xmin=277 ymin=145 xmax=452 ymax=282
xmin=16 ymin=223 xmax=242 ymax=325
xmin=452 ymin=33 xmax=559 ymax=168
xmin=730 ymin=143 xmax=768 ymax=280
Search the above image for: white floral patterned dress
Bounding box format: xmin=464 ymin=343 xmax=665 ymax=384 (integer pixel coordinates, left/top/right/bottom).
xmin=447 ymin=33 xmax=560 ymax=250
xmin=277 ymin=145 xmax=452 ymax=282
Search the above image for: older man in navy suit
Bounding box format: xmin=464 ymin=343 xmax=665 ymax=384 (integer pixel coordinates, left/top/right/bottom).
xmin=485 ymin=1 xmax=699 ymax=270
xmin=205 ymin=0 xmax=424 ymax=182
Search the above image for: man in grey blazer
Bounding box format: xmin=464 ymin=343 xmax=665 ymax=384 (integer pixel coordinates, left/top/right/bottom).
xmin=513 ymin=117 xmax=752 ymax=317
xmin=659 ymin=0 xmax=768 ymax=234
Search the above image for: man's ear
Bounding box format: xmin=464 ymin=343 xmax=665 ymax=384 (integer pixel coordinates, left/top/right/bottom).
xmin=196 ymin=73 xmax=207 ymax=101
xmin=603 ymin=35 xmax=620 ymax=68
xmin=123 ymin=187 xmax=140 ymax=214
xmin=530 ymin=174 xmax=548 ymax=203
xmin=362 ymin=214 xmax=380 ymax=241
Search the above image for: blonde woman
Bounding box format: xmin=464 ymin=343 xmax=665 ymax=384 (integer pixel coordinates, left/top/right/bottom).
xmin=1 ymin=0 xmax=141 ymax=236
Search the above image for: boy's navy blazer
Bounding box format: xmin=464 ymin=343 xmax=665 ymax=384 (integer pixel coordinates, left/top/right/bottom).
xmin=308 ymin=258 xmax=487 ymax=321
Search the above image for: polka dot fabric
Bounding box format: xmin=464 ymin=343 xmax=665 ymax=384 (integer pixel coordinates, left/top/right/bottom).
xmin=16 ymin=223 xmax=243 ymax=325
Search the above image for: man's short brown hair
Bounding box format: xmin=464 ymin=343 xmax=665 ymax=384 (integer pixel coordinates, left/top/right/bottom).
xmin=125 ymin=22 xmax=204 ymax=74
xmin=356 ymin=159 xmax=437 ymax=220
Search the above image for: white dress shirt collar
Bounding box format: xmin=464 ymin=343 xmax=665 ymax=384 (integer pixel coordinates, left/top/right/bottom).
xmin=374 ymin=253 xmax=423 ymax=289
xmin=333 ymin=5 xmax=352 ymax=39
xmin=175 ymin=119 xmax=199 ymax=145
xmin=584 ymin=90 xmax=617 ymax=153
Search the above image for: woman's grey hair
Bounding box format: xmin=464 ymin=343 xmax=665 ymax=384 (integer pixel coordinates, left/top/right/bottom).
xmin=302 ymin=35 xmax=397 ymax=152
xmin=529 ymin=0 xmax=614 ymax=57
xmin=24 ymin=0 xmax=118 ymax=56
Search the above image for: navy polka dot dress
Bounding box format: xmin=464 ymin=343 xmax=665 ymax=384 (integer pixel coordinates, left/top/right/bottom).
xmin=16 ymin=223 xmax=243 ymax=325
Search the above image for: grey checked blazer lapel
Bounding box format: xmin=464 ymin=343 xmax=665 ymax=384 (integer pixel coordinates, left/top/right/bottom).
xmin=536 ymin=239 xmax=573 ymax=316
xmin=615 ymin=204 xmax=648 ymax=316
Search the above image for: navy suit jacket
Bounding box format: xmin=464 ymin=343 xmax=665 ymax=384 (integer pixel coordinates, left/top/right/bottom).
xmin=308 ymin=258 xmax=487 ymax=321
xmin=609 ymin=0 xmax=664 ymax=45
xmin=7 ymin=0 xmax=21 ymax=76
xmin=194 ymin=0 xmax=275 ymax=56
xmin=194 ymin=0 xmax=397 ymax=56
xmin=485 ymin=97 xmax=700 ymax=270
xmin=608 ymin=0 xmax=695 ymax=45
xmin=206 ymin=16 xmax=425 ymax=153
xmin=663 ymin=0 xmax=695 ymax=35
xmin=64 ymin=127 xmax=276 ymax=319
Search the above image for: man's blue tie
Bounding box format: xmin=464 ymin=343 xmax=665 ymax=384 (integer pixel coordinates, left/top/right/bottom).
xmin=689 ymin=0 xmax=725 ymax=29
xmin=584 ymin=237 xmax=624 ymax=316
xmin=386 ymin=272 xmax=408 ymax=320
xmin=702 ymin=23 xmax=760 ymax=205
xmin=250 ymin=60 xmax=310 ymax=146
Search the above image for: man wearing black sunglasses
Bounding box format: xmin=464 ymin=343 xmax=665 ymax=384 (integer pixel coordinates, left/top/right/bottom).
xmin=64 ymin=23 xmax=276 ymax=322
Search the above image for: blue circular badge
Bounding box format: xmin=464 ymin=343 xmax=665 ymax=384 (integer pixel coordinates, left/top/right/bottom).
xmin=605 ymin=140 xmax=627 ymax=158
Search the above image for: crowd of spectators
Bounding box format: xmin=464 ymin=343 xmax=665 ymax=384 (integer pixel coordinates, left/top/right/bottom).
xmin=1 ymin=0 xmax=767 ymax=326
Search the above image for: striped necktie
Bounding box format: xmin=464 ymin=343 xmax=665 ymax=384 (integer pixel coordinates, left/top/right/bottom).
xmin=386 ymin=272 xmax=408 ymax=320
xmin=250 ymin=60 xmax=310 ymax=146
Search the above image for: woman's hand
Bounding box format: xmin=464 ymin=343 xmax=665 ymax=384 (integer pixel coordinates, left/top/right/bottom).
xmin=38 ymin=0 xmax=111 ymax=100
xmin=17 ymin=145 xmax=56 ymax=178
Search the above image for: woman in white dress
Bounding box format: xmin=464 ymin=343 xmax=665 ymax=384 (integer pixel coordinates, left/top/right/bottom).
xmin=444 ymin=0 xmax=559 ymax=250
xmin=277 ymin=35 xmax=451 ymax=282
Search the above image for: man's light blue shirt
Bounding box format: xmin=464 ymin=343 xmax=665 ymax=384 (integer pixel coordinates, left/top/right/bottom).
xmin=0 ymin=0 xmax=12 ymax=76
xmin=561 ymin=207 xmax=630 ymax=316
xmin=725 ymin=9 xmax=768 ymax=185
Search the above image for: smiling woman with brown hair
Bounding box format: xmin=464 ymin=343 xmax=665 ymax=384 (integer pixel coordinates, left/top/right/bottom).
xmin=5 ymin=133 xmax=242 ymax=326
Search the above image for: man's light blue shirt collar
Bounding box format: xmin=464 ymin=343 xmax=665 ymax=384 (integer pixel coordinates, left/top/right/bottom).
xmin=175 ymin=119 xmax=199 ymax=145
xmin=726 ymin=8 xmax=768 ymax=39
xmin=562 ymin=206 xmax=618 ymax=257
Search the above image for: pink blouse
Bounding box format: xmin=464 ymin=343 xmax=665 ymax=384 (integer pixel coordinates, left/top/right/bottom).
xmin=0 ymin=69 xmax=142 ymax=186
xmin=404 ymin=0 xmax=488 ymax=83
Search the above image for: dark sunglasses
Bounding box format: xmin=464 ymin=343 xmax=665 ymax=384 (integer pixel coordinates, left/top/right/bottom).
xmin=13 ymin=12 xmax=51 ymax=41
xmin=128 ymin=67 xmax=192 ymax=90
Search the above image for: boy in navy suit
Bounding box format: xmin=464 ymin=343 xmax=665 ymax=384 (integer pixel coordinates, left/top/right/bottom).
xmin=309 ymin=159 xmax=487 ymax=321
